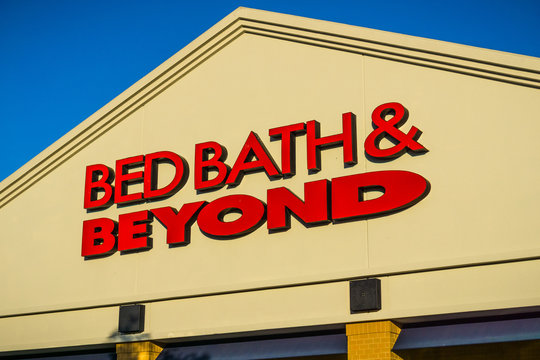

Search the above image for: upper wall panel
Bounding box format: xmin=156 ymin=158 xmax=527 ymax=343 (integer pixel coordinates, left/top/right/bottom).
xmin=0 ymin=8 xmax=539 ymax=317
xmin=361 ymin=56 xmax=540 ymax=270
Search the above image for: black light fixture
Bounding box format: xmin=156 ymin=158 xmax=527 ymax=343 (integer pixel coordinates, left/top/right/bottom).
xmin=349 ymin=278 xmax=381 ymax=313
xmin=118 ymin=304 xmax=145 ymax=333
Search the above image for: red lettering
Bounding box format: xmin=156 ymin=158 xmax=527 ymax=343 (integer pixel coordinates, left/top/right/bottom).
xmin=81 ymin=217 xmax=117 ymax=257
xmin=331 ymin=171 xmax=429 ymax=221
xmin=197 ymin=195 xmax=265 ymax=238
xmin=83 ymin=164 xmax=114 ymax=209
xmin=195 ymin=141 xmax=230 ymax=190
xmin=364 ymin=102 xmax=428 ymax=159
xmin=115 ymin=155 xmax=144 ymax=204
xmin=144 ymin=151 xmax=186 ymax=200
xmin=306 ymin=112 xmax=357 ymax=172
xmin=152 ymin=201 xmax=206 ymax=245
xmin=226 ymin=132 xmax=281 ymax=185
xmin=267 ymin=179 xmax=329 ymax=231
xmin=268 ymin=123 xmax=305 ymax=176
xmin=118 ymin=210 xmax=152 ymax=252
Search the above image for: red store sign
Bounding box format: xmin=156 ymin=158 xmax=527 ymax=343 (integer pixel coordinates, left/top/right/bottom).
xmin=82 ymin=103 xmax=429 ymax=258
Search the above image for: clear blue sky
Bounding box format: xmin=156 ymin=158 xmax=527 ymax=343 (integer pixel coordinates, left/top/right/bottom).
xmin=1 ymin=0 xmax=539 ymax=182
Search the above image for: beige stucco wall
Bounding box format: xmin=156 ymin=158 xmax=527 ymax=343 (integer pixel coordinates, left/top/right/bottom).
xmin=0 ymin=7 xmax=539 ymax=354
xmin=2 ymin=259 xmax=539 ymax=353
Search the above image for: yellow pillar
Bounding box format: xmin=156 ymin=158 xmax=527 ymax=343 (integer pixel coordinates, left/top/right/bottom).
xmin=346 ymin=321 xmax=402 ymax=360
xmin=116 ymin=341 xmax=163 ymax=360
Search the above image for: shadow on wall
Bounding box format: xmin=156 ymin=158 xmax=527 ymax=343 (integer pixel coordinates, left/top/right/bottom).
xmin=108 ymin=330 xmax=151 ymax=343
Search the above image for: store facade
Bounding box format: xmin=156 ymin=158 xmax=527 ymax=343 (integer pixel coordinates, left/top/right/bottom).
xmin=1 ymin=7 xmax=540 ymax=360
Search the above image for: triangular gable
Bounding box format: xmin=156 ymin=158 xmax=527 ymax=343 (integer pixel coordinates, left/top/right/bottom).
xmin=1 ymin=7 xmax=539 ymax=319
xmin=1 ymin=7 xmax=538 ymax=205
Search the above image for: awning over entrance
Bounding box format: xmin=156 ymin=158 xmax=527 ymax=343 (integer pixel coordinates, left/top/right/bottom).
xmin=157 ymin=333 xmax=347 ymax=359
xmin=393 ymin=317 xmax=540 ymax=350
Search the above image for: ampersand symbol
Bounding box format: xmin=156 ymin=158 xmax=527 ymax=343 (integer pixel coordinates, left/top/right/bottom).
xmin=364 ymin=102 xmax=428 ymax=159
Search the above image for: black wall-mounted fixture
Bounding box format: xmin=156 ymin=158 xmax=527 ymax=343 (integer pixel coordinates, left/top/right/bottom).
xmin=350 ymin=278 xmax=381 ymax=313
xmin=119 ymin=304 xmax=145 ymax=333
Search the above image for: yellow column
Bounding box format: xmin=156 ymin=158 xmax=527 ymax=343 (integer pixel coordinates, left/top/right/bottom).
xmin=346 ymin=321 xmax=402 ymax=360
xmin=116 ymin=341 xmax=163 ymax=360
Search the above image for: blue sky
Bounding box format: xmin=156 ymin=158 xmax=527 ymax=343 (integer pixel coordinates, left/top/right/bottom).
xmin=1 ymin=0 xmax=539 ymax=182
